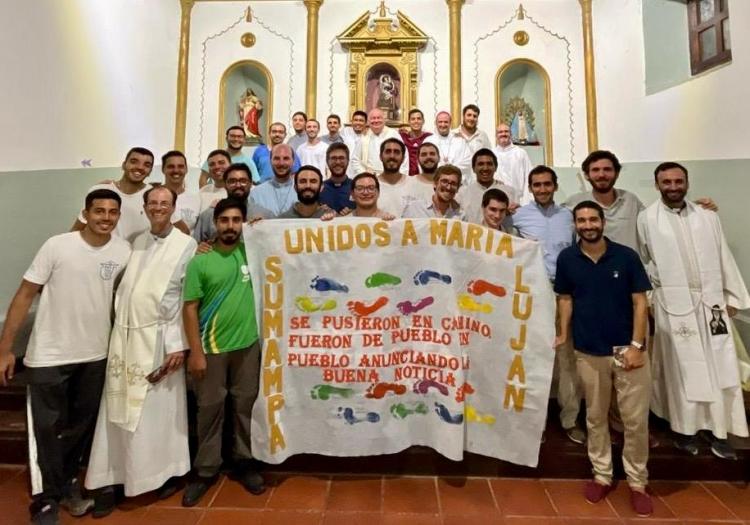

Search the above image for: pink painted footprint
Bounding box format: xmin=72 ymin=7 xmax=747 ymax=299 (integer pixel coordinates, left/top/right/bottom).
xmin=396 ymin=296 xmax=434 ymax=315
xmin=413 ymin=379 xmax=449 ymax=396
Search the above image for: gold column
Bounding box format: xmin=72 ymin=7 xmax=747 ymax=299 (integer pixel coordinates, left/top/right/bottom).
xmin=446 ymin=0 xmax=464 ymax=127
xmin=579 ymin=0 xmax=598 ymax=151
xmin=303 ymin=0 xmax=323 ymax=119
xmin=174 ymin=0 xmax=195 ymax=151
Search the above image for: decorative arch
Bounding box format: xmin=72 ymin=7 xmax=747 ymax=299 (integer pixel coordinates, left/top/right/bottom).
xmin=495 ymin=59 xmax=553 ymax=165
xmin=219 ymin=59 xmax=274 ymax=146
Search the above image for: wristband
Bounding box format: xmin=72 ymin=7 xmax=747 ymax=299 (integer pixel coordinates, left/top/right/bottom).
xmin=630 ymin=340 xmax=644 ymax=350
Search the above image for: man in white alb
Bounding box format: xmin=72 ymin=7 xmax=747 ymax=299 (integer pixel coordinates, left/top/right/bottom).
xmin=493 ymin=123 xmax=533 ymax=205
xmin=424 ymin=111 xmax=472 ymax=181
xmin=351 ymin=108 xmax=409 ymax=176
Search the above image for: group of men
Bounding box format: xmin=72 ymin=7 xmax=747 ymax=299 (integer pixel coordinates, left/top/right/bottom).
xmin=0 ymin=103 xmax=747 ymax=524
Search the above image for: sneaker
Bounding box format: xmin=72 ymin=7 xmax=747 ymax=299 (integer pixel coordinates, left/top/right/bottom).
xmin=630 ymin=488 xmax=653 ymax=517
xmin=60 ymin=477 xmax=94 ymax=517
xmin=182 ymin=476 xmax=216 ymax=507
xmin=238 ymin=469 xmax=266 ymax=495
xmin=583 ymin=480 xmax=611 ymax=504
xmin=710 ymin=438 xmax=739 ymax=460
xmin=565 ymin=426 xmax=587 ymax=445
xmin=92 ymin=487 xmax=117 ymax=519
xmin=673 ymin=434 xmax=699 ymax=456
xmin=31 ymin=502 xmax=59 ymax=525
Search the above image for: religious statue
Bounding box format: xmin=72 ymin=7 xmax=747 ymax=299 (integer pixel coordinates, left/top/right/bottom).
xmin=366 ymin=64 xmax=401 ymax=122
xmin=239 ymin=88 xmax=263 ymax=139
xmin=503 ymin=97 xmax=540 ymax=146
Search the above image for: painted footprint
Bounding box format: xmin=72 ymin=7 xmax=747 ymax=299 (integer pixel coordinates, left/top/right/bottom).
xmin=465 ymin=404 xmax=497 ymax=425
xmin=338 ymin=407 xmax=380 ymax=425
xmin=467 ymin=279 xmax=507 ymax=298
xmin=310 ymin=384 xmax=354 ymax=400
xmin=396 ymin=296 xmax=435 ymax=315
xmin=310 ymin=275 xmax=349 ymax=293
xmin=365 ymin=382 xmax=407 ymax=399
xmin=434 ymin=402 xmax=464 ymax=425
xmin=347 ymin=296 xmax=389 ymax=317
xmin=413 ymin=270 xmax=452 ymax=286
xmin=457 ymin=294 xmax=493 ymax=314
xmin=412 ymin=379 xmax=449 ymax=396
xmin=390 ymin=402 xmax=429 ymax=419
xmin=455 ymin=382 xmax=475 ymax=403
xmin=294 ymin=295 xmax=337 ymax=313
xmin=365 ymin=272 xmax=402 ymax=288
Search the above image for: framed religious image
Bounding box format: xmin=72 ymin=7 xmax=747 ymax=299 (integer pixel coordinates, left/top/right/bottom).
xmin=219 ymin=60 xmax=273 ymax=146
xmin=366 ymin=63 xmax=401 ymax=123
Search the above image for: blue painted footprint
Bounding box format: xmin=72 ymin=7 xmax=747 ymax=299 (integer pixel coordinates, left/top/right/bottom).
xmin=338 ymin=407 xmax=380 ymax=425
xmin=310 ymin=276 xmax=349 ymax=293
xmin=413 ymin=270 xmax=452 ymax=286
xmin=434 ymin=402 xmax=464 ymax=425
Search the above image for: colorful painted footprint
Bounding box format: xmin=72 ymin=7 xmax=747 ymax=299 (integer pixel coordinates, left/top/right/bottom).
xmin=413 ymin=269 xmax=452 ymax=285
xmin=412 ymin=379 xmax=449 ymax=396
xmin=455 ymin=382 xmax=475 ymax=402
xmin=396 ymin=296 xmax=434 ymax=315
xmin=390 ymin=402 xmax=429 ymax=419
xmin=365 ymin=382 xmax=407 ymax=399
xmin=338 ymin=407 xmax=380 ymax=425
xmin=365 ymin=272 xmax=402 ymax=288
xmin=467 ymin=279 xmax=507 ymax=298
xmin=457 ymin=293 xmax=493 ymax=314
xmin=465 ymin=404 xmax=496 ymax=425
xmin=295 ymin=296 xmax=337 ymax=313
xmin=347 ymin=296 xmax=389 ymax=317
xmin=434 ymin=402 xmax=464 ymax=424
xmin=310 ymin=276 xmax=349 ymax=293
xmin=310 ymin=384 xmax=354 ymax=400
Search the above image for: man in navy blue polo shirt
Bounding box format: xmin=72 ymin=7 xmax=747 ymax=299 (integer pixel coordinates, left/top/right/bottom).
xmin=555 ymin=200 xmax=653 ymax=517
xmin=319 ymin=142 xmax=355 ymax=215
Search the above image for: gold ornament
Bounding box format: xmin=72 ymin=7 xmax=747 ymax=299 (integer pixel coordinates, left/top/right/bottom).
xmin=241 ymin=32 xmax=256 ymax=48
xmin=513 ymin=30 xmax=529 ymax=46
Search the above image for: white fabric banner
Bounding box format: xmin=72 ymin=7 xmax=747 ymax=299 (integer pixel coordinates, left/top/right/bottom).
xmin=246 ymin=218 xmax=555 ymax=467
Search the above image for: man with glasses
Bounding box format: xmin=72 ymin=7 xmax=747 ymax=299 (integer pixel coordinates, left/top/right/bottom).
xmin=319 ymin=143 xmax=355 ymax=214
xmin=402 ymin=165 xmax=464 ymax=219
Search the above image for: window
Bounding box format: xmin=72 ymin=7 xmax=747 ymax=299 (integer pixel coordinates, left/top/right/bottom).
xmin=688 ymin=0 xmax=731 ymax=75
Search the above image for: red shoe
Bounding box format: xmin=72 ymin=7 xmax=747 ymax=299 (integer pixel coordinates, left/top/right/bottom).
xmin=630 ymin=488 xmax=653 ymax=517
xmin=584 ymin=480 xmax=611 ymax=503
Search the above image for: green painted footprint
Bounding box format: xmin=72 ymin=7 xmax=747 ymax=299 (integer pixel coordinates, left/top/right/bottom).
xmin=365 ymin=272 xmax=402 ymax=288
xmin=390 ymin=402 xmax=429 ymax=419
xmin=310 ymin=384 xmax=354 ymax=400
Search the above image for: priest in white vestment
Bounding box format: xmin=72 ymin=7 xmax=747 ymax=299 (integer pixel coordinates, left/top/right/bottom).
xmin=493 ymin=123 xmax=533 ymax=205
xmin=86 ymin=186 xmax=197 ymax=508
xmin=637 ymin=162 xmax=750 ymax=460
xmin=351 ymin=108 xmax=409 ymax=176
xmin=424 ymin=111 xmax=472 ymax=181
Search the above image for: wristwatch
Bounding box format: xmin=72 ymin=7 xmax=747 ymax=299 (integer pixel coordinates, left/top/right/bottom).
xmin=630 ymin=340 xmax=645 ymax=351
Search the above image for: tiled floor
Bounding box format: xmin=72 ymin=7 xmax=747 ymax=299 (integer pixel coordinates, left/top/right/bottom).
xmin=1 ymin=465 xmax=748 ymax=524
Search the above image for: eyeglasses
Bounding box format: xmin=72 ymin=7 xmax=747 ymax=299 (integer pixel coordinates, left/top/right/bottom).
xmin=226 ymin=178 xmax=251 ymax=186
xmin=438 ymin=180 xmax=459 ymax=189
xmin=353 ymin=186 xmax=378 ymax=194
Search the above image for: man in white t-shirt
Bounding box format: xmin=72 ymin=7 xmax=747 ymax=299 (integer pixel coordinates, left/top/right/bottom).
xmin=198 ymin=150 xmax=231 ymax=213
xmin=0 ymin=189 xmax=131 ymax=525
xmin=402 ymin=142 xmax=442 ymax=206
xmin=376 ymin=138 xmax=411 ymax=218
xmin=453 ymin=104 xmax=491 ymax=155
xmin=295 ymin=119 xmax=329 ymax=177
xmin=162 ymin=150 xmax=200 ymax=233
xmin=73 ymin=147 xmax=154 ymax=243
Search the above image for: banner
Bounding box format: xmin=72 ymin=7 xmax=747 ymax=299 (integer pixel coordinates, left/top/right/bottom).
xmin=246 ymin=218 xmax=555 ymax=467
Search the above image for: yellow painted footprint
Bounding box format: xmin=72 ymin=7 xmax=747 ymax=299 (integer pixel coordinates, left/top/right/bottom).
xmin=465 ymin=404 xmax=496 ymax=425
xmin=295 ymin=296 xmax=338 ymax=313
xmin=457 ymin=293 xmax=493 ymax=314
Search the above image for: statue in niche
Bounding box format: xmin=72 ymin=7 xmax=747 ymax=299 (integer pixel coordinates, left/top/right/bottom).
xmin=366 ymin=63 xmax=400 ymax=122
xmin=238 ymin=88 xmax=263 ymax=139
xmin=503 ymin=97 xmax=540 ymax=145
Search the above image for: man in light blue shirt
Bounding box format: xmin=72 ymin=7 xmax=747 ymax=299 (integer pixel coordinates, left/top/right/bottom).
xmin=252 ymin=122 xmax=301 ymax=184
xmin=199 ymin=126 xmax=260 ymax=186
xmin=250 ymin=143 xmax=298 ymax=216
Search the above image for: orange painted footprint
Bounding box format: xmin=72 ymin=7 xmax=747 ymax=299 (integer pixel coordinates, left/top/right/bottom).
xmin=467 ymin=279 xmax=507 ymax=298
xmin=455 ymin=382 xmax=475 ymax=402
xmin=347 ymin=296 xmax=389 ymax=317
xmin=365 ymin=382 xmax=407 ymax=399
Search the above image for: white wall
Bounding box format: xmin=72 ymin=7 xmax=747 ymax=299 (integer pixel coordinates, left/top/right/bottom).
xmin=594 ymin=0 xmax=750 ymax=162
xmin=0 ymin=0 xmax=180 ymax=172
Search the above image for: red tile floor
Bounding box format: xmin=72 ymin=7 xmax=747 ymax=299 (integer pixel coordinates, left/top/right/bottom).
xmin=1 ymin=466 xmax=749 ymax=524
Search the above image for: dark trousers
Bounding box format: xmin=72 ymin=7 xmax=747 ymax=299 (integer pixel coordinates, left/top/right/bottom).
xmin=27 ymin=359 xmax=107 ymax=506
xmin=193 ymin=342 xmax=261 ymax=477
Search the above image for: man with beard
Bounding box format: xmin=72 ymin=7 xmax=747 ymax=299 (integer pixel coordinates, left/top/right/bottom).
xmin=402 ymin=164 xmax=464 ymax=219
xmin=199 ymin=126 xmax=260 ymax=188
xmin=72 ymin=147 xmax=154 ymax=243
xmin=399 ymin=109 xmax=432 ymax=176
xmin=162 ymin=150 xmax=201 ymax=233
xmin=555 ymin=201 xmax=653 ymax=517
xmin=493 ymin=122 xmax=533 ymax=205
xmin=85 ymin=186 xmax=196 ymax=514
xmin=198 ymin=150 xmax=232 ymax=213
xmin=321 ymin=114 xmax=345 ymax=145
xmin=375 ymin=138 xmax=410 ymax=218
xmin=456 ymin=148 xmax=517 ymax=224
xmin=402 ymin=142 xmax=442 ymax=205
xmin=454 ymin=104 xmax=491 ymax=155
xmin=182 ymin=198 xmax=265 ymax=506
xmin=351 ymin=108 xmax=409 ymax=176
xmin=1 ymin=190 xmax=130 ymax=524
xmin=192 ymin=164 xmax=272 ymax=242
xmin=253 ymin=122 xmax=302 ymax=184
xmin=250 ymin=143 xmax=298 ymax=216
xmin=278 ymin=166 xmax=327 ymax=218
xmin=480 ymin=188 xmax=511 ymax=232
xmin=638 ymin=162 xmax=750 ymax=460
xmin=286 ymin=111 xmax=308 ymax=151
xmin=295 ymin=119 xmax=328 ymax=176
xmin=319 ymin=143 xmax=355 ymax=214
xmin=424 ymin=111 xmax=472 ymax=181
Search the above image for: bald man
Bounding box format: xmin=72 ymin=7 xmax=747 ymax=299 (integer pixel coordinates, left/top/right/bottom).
xmin=351 ymin=108 xmax=409 ymax=176
xmin=249 ymin=143 xmax=298 ymax=216
xmin=424 ymin=111 xmax=472 ymax=181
